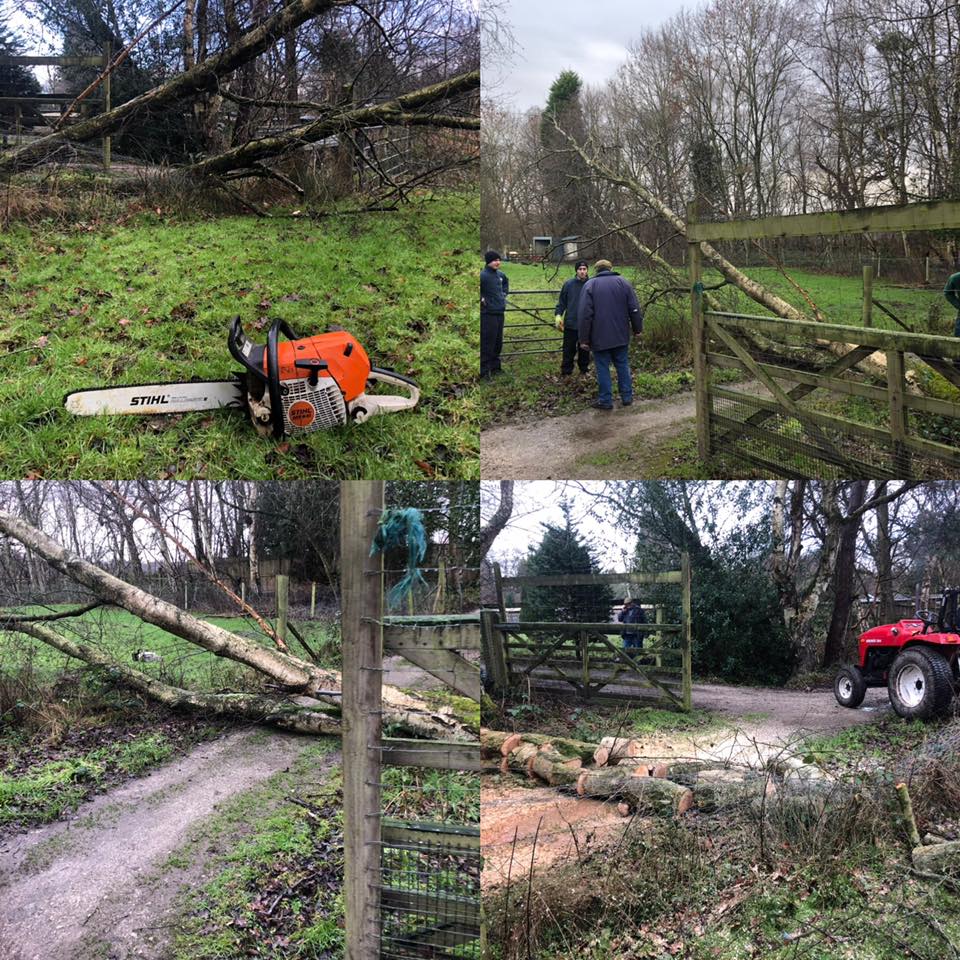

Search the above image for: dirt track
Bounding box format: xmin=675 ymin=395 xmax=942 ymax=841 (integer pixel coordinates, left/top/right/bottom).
xmin=480 ymin=391 xmax=696 ymax=478
xmin=0 ymin=728 xmax=325 ymax=960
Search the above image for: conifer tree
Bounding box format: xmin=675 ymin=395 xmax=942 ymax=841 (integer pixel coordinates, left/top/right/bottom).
xmin=521 ymin=502 xmax=614 ymax=623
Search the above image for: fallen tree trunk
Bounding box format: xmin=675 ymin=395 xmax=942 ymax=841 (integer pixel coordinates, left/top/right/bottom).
xmin=0 ymin=512 xmax=471 ymax=741
xmin=692 ymin=769 xmax=775 ymax=812
xmin=0 ymin=0 xmax=341 ymax=174
xmin=563 ymin=130 xmax=889 ymax=378
xmin=577 ymin=768 xmax=693 ymax=817
xmin=186 ymin=70 xmax=479 ymax=178
xmin=12 ymin=619 xmax=341 ymax=735
xmin=500 ymin=742 xmax=540 ymax=775
xmin=593 ymin=737 xmax=644 ymax=767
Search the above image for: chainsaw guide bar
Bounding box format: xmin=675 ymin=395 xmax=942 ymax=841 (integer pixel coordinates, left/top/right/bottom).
xmin=64 ymin=380 xmax=243 ymax=417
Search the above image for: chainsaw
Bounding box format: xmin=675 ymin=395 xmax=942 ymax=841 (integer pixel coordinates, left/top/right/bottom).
xmin=64 ymin=316 xmax=420 ymax=438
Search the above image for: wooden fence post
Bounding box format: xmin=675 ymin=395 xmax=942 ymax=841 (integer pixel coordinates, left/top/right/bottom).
xmin=341 ymin=480 xmax=385 ymax=960
xmin=681 ymin=553 xmax=693 ymax=712
xmin=862 ymin=265 xmax=874 ymax=327
xmin=481 ymin=609 xmax=508 ymax=690
xmin=275 ymin=571 xmax=289 ymax=647
xmin=310 ymin=581 xmax=317 ymax=618
xmin=688 ymin=200 xmax=711 ymax=460
xmin=886 ymin=349 xmax=911 ymax=476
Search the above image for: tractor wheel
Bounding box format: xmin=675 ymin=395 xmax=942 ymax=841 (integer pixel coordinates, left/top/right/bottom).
xmin=887 ymin=648 xmax=954 ymax=720
xmin=834 ymin=665 xmax=867 ymax=708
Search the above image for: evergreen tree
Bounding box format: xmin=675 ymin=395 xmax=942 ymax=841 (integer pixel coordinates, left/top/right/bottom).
xmin=0 ymin=20 xmax=41 ymax=130
xmin=521 ymin=502 xmax=614 ymax=623
xmin=539 ymin=70 xmax=597 ymax=241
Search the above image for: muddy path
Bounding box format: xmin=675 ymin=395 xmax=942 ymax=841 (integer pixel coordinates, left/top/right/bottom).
xmin=480 ymin=391 xmax=697 ymax=479
xmin=480 ymin=380 xmax=772 ymax=478
xmin=0 ymin=727 xmax=329 ymax=960
xmin=482 ymin=683 xmax=893 ymax=888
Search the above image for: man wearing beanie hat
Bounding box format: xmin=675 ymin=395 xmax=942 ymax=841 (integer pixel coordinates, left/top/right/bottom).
xmin=480 ymin=250 xmax=509 ymax=378
xmin=554 ymin=259 xmax=591 ymax=376
xmin=578 ymin=259 xmax=643 ymax=409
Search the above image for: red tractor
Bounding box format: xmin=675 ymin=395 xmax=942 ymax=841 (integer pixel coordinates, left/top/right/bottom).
xmin=834 ymin=589 xmax=960 ymax=719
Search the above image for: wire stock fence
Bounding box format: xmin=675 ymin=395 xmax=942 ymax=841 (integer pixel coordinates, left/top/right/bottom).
xmin=342 ymin=482 xmax=481 ymax=960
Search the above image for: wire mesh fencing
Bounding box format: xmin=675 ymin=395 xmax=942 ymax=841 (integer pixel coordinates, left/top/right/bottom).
xmin=379 ymin=826 xmax=481 ymax=959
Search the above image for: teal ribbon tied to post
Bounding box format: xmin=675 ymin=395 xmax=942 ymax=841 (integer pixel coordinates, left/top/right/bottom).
xmin=370 ymin=507 xmax=428 ymax=609
xmin=692 ymin=281 xmax=705 ymax=295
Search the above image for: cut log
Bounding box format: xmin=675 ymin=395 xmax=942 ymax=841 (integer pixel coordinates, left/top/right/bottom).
xmin=500 ymin=742 xmax=539 ymax=776
xmin=616 ymin=760 xmax=653 ymax=777
xmin=481 ymin=730 xmax=597 ymax=764
xmin=657 ymin=761 xmax=728 ymax=785
xmin=479 ymin=729 xmax=515 ymax=758
xmin=912 ymin=840 xmax=960 ymax=876
xmin=529 ymin=747 xmax=582 ymax=787
xmin=594 ymin=737 xmax=644 ymax=767
xmin=693 ymin=769 xmax=775 ymax=813
xmin=576 ymin=768 xmax=692 ymax=817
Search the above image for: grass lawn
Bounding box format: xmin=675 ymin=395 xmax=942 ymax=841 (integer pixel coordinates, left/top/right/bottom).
xmin=481 ymin=259 xmax=958 ymax=430
xmin=0 ymin=190 xmax=478 ymax=479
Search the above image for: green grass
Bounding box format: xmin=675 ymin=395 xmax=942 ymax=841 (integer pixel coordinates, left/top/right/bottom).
xmin=801 ymin=716 xmax=931 ymax=768
xmin=0 ymin=191 xmax=478 ymax=479
xmin=0 ymin=731 xmax=175 ymax=826
xmin=0 ymin=604 xmax=340 ymax=691
xmin=171 ymin=740 xmax=344 ymax=960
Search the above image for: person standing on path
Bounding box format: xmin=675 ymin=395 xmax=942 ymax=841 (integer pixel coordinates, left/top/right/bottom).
xmin=578 ymin=259 xmax=643 ymax=409
xmin=554 ymin=259 xmax=591 ymax=376
xmin=480 ymin=250 xmax=509 ymax=379
xmin=618 ymin=597 xmax=646 ymax=653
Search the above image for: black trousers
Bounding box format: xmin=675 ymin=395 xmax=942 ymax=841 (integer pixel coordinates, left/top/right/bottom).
xmin=481 ymin=310 xmax=504 ymax=377
xmin=562 ymin=327 xmax=590 ymax=374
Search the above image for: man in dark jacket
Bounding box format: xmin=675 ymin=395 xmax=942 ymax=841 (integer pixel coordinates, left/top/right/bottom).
xmin=618 ymin=597 xmax=646 ymax=652
xmin=579 ymin=260 xmax=643 ymax=409
xmin=554 ymin=259 xmax=591 ymax=375
xmin=480 ymin=250 xmax=509 ymax=379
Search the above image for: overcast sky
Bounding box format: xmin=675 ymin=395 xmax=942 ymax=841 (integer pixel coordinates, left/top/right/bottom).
xmin=484 ymin=0 xmax=695 ymax=111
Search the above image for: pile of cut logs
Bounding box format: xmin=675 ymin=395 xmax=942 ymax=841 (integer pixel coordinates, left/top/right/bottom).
xmin=482 ymin=728 xmax=801 ymax=818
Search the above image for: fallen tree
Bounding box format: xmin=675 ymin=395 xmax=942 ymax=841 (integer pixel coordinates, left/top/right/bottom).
xmin=186 ymin=70 xmax=480 ymax=179
xmin=0 ymin=0 xmax=343 ymax=174
xmin=0 ymin=511 xmax=471 ymax=742
xmin=556 ymin=125 xmax=892 ymax=380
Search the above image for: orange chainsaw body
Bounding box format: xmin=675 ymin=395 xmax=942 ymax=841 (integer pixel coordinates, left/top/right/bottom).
xmin=267 ymin=331 xmax=371 ymax=402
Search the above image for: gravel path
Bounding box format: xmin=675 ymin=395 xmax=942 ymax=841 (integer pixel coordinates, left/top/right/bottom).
xmin=0 ymin=727 xmax=323 ymax=960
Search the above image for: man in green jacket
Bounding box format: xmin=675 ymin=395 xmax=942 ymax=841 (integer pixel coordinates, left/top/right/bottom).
xmin=945 ymin=269 xmax=960 ymax=336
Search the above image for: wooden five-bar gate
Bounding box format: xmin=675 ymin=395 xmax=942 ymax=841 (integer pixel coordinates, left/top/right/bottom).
xmin=341 ymin=482 xmax=481 ymax=960
xmin=482 ymin=559 xmax=692 ymax=711
xmin=688 ymin=198 xmax=960 ymax=478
